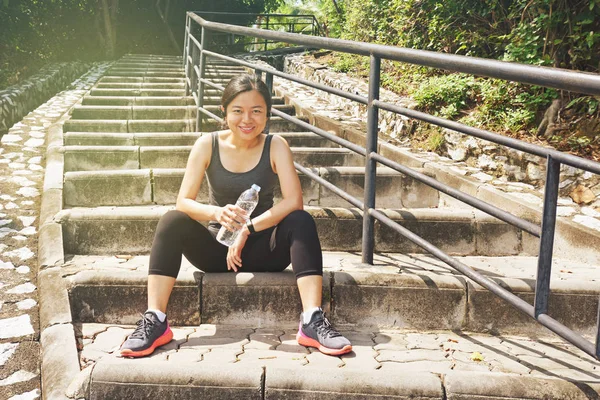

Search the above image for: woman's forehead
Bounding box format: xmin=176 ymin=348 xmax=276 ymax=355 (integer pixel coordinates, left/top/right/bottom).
xmin=228 ymin=90 xmax=267 ymax=107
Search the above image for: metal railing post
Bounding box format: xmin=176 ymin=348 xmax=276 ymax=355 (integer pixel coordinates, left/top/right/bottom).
xmin=362 ymin=55 xmax=381 ymax=265
xmin=264 ymin=15 xmax=270 ymax=51
xmin=265 ymin=72 xmax=273 ymax=94
xmin=255 ymin=69 xmax=263 ymax=80
xmin=596 ymin=299 xmax=600 ymax=357
xmin=190 ymin=43 xmax=199 ymax=100
xmin=196 ymin=27 xmax=207 ymax=132
xmin=184 ymin=14 xmax=190 ymax=95
xmin=534 ymin=155 xmax=560 ymax=317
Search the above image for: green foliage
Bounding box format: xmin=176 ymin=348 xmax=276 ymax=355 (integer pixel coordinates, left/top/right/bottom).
xmin=566 ymin=95 xmax=600 ymax=115
xmin=309 ymin=0 xmax=599 ymax=137
xmin=411 ymin=74 xmax=476 ymax=118
xmin=0 ymin=0 xmax=280 ymax=88
xmin=335 ymin=0 xmax=600 ymax=70
xmin=426 ymin=131 xmax=446 ymax=151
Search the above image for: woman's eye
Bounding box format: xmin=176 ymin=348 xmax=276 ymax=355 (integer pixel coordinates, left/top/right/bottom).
xmin=232 ymin=109 xmax=242 ymax=114
xmin=253 ymin=109 xmax=263 ymax=114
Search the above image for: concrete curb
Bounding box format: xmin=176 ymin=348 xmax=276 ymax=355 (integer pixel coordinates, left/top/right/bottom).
xmin=80 ymin=357 xmax=600 ymax=399
xmin=39 ymin=268 xmax=80 ymax=400
xmin=37 ymin=63 xmax=109 ymax=400
xmin=444 ymin=371 xmax=600 ymax=399
xmin=89 ymin=360 xmax=265 ymax=399
xmin=39 ymin=123 xmax=65 ymax=269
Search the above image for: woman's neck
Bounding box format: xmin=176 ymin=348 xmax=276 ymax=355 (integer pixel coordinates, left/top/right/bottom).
xmin=224 ymin=130 xmax=262 ymax=150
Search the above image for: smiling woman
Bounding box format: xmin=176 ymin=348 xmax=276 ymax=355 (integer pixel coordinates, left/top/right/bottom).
xmin=119 ymin=73 xmax=353 ymax=359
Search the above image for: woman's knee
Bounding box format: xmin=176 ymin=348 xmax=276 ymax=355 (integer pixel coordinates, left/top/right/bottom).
xmin=282 ymin=209 xmax=316 ymax=229
xmin=155 ymin=210 xmax=192 ymax=238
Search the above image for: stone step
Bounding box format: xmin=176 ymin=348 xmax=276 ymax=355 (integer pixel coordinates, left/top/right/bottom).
xmin=89 ymin=87 xmax=225 ymax=97
xmin=63 ymin=131 xmax=340 ymax=147
xmin=82 ymin=96 xmax=195 ymax=106
xmin=60 ymin=253 xmax=598 ymax=337
xmin=63 ymin=132 xmax=201 ymax=146
xmin=55 ymin=252 xmax=600 ymax=398
xmin=99 ymin=76 xmax=186 ymax=83
xmin=97 ymin=77 xmax=235 ymax=86
xmin=120 ymin=54 xmax=181 ymax=60
xmin=56 ymin=205 xmax=527 ymax=257
xmin=70 ymin=104 xmax=296 ymax=120
xmin=106 ymin=67 xmax=184 ymax=73
xmin=71 ymin=105 xmax=195 ymax=120
xmin=62 ymin=145 xmax=364 ymax=171
xmin=63 ymin=166 xmax=438 ymax=208
xmin=80 ymin=95 xmax=284 ymax=106
xmin=95 ymin=82 xmax=186 ymax=89
xmin=90 ymin=88 xmax=187 ymax=96
xmin=105 ymin=70 xmax=185 ymax=78
xmin=110 ymin=63 xmax=183 ymax=70
xmin=67 ymin=327 xmax=600 ymax=399
xmin=62 ymin=116 xmax=306 ymax=133
xmin=113 ymin=61 xmax=182 ymax=67
xmin=117 ymin=57 xmax=182 ymax=62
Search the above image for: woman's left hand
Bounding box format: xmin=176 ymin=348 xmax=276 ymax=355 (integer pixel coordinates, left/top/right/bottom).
xmin=227 ymin=230 xmax=249 ymax=272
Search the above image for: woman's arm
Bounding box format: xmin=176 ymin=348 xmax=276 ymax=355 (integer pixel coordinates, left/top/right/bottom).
xmin=175 ymin=134 xmax=220 ymax=221
xmin=244 ymin=135 xmax=303 ymax=233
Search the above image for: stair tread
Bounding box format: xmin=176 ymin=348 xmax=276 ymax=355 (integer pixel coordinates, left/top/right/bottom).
xmin=66 ymin=252 xmax=596 ymax=287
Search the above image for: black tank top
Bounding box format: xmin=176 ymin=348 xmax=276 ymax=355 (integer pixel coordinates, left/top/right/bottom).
xmin=205 ymin=131 xmax=278 ymax=235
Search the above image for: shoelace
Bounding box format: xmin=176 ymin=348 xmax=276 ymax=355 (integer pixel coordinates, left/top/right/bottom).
xmin=313 ymin=316 xmax=342 ymax=338
xmin=129 ymin=313 xmax=157 ymax=339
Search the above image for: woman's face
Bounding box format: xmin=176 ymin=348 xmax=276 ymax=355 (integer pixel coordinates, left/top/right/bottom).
xmin=224 ymin=89 xmax=268 ymax=140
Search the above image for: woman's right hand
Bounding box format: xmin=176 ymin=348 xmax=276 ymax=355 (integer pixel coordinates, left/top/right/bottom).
xmin=215 ymin=204 xmax=248 ymax=232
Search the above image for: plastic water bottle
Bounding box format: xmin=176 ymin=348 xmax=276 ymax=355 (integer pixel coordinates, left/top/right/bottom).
xmin=216 ymin=184 xmax=261 ymax=247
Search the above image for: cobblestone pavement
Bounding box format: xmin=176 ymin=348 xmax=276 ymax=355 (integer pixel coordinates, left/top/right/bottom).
xmin=77 ymin=323 xmax=600 ymax=383
xmin=0 ymin=63 xmax=110 ymax=400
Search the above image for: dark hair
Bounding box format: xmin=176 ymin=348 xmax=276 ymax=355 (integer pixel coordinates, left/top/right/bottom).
xmin=221 ymin=74 xmax=272 ymax=129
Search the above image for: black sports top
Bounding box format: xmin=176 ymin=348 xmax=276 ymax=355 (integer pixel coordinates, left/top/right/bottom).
xmin=205 ymin=131 xmax=278 ymax=235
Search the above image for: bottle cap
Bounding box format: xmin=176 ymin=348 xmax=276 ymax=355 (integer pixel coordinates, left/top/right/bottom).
xmin=251 ymin=184 xmax=261 ymax=192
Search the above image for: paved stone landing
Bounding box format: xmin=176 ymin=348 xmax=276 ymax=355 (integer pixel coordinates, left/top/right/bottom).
xmin=74 ymin=323 xmax=600 ymax=398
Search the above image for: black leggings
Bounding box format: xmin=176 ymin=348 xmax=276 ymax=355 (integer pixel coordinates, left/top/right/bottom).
xmin=148 ymin=209 xmax=323 ymax=279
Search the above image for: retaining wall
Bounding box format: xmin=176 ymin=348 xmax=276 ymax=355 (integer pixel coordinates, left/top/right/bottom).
xmin=0 ymin=62 xmax=90 ymax=135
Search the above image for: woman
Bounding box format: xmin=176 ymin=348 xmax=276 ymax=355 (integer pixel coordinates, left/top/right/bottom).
xmin=120 ymin=74 xmax=352 ymax=358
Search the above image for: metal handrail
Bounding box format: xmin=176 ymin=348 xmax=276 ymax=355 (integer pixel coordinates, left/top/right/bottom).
xmin=183 ymin=12 xmax=600 ymax=360
xmin=193 ymin=11 xmax=322 ymax=51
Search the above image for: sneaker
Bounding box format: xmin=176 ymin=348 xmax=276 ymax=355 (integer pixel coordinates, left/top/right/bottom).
xmin=296 ymin=310 xmax=352 ymax=356
xmin=120 ymin=311 xmax=173 ymax=358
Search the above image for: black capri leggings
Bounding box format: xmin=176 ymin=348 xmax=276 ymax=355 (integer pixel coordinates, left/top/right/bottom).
xmin=148 ymin=209 xmax=323 ymax=279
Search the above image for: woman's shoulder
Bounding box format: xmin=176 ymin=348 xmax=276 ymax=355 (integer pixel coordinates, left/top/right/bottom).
xmin=269 ymin=133 xmax=289 ymax=149
xmin=194 ymin=130 xmax=227 ymax=147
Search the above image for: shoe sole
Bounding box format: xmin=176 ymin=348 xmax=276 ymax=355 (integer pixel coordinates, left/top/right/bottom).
xmin=296 ymin=330 xmax=353 ymax=356
xmin=120 ymin=325 xmax=174 ymax=358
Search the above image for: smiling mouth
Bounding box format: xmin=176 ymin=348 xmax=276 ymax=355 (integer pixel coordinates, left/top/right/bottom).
xmin=239 ymin=126 xmax=255 ymax=133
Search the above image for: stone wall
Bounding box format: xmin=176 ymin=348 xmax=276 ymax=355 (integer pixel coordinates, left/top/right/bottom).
xmin=282 ymin=54 xmax=600 ymax=201
xmin=0 ymin=62 xmax=90 ymax=136
xmin=283 ymin=54 xmax=416 ymax=141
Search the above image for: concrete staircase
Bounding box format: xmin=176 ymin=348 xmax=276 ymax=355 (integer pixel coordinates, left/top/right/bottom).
xmin=39 ymin=54 xmax=600 ymax=399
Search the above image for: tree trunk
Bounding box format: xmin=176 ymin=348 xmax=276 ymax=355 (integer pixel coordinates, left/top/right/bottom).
xmin=99 ymin=0 xmax=118 ymax=58
xmin=156 ymin=0 xmax=181 ymax=53
xmin=537 ymin=98 xmax=563 ymax=138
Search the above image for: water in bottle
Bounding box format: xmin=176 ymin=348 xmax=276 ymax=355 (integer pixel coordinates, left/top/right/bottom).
xmin=216 ymin=184 xmax=261 ymax=247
